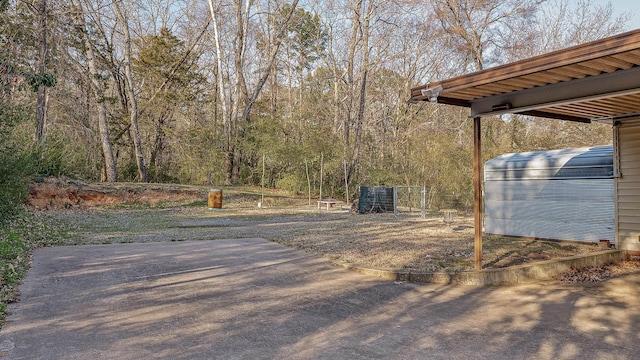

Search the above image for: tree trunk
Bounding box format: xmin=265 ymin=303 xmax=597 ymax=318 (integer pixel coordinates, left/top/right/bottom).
xmin=224 ymin=149 xmax=234 ymax=185
xmin=113 ymin=0 xmax=147 ymax=182
xmin=350 ymin=69 xmax=367 ymax=184
xmin=344 ymin=0 xmax=361 ymax=150
xmin=237 ymin=0 xmax=301 ymax=125
xmin=69 ymin=0 xmax=117 ymax=182
xmin=207 ymin=0 xmax=232 ymax=185
xmin=267 ymin=6 xmax=278 ymax=117
xmin=225 ymin=0 xmax=251 ymax=184
xmin=209 ymin=0 xmax=300 ymax=185
xmin=151 ymin=115 xmax=166 ymax=182
xmin=34 ymin=0 xmax=47 ymax=145
xmin=346 ymin=0 xmax=373 ymax=185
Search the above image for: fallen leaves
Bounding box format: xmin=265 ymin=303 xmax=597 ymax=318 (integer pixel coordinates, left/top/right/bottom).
xmin=557 ymin=256 xmax=640 ymax=283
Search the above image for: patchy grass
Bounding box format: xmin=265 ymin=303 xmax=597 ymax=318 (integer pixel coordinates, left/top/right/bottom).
xmin=0 ymin=232 xmax=29 ymax=319
xmin=0 ymin=209 xmax=69 ymax=328
xmin=48 ymin=204 xmax=604 ymax=274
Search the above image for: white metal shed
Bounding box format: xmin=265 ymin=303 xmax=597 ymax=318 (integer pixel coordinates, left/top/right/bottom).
xmin=484 ymin=146 xmax=614 ymax=243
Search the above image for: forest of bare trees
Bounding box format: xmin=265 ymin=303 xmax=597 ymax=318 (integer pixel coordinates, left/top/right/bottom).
xmin=0 ymin=0 xmax=632 ymax=209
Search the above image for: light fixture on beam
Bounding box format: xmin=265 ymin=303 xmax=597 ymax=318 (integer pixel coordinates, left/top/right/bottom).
xmin=421 ymin=85 xmax=443 ymax=103
xmin=491 ymin=103 xmax=512 ymax=111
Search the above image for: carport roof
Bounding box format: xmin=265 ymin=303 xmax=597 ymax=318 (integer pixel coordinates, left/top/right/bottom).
xmin=410 ymin=29 xmax=640 ymax=123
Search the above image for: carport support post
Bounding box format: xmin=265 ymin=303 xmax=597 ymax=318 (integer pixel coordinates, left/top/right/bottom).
xmin=473 ymin=116 xmax=483 ymax=270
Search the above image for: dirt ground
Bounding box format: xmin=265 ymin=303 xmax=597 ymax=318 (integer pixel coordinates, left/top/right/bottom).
xmin=31 ymin=179 xmax=640 ymax=281
xmin=28 ymin=177 xmax=204 ymax=209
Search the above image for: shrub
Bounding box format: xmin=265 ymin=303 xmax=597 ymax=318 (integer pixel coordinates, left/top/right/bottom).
xmin=0 ymin=148 xmax=35 ymax=223
xmin=276 ymin=173 xmax=303 ymax=195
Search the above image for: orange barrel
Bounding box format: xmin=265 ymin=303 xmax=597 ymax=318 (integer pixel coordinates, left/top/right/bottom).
xmin=208 ymin=189 xmax=223 ymax=209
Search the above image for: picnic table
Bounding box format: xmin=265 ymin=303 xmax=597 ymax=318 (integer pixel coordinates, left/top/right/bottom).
xmin=317 ymin=199 xmax=343 ymax=212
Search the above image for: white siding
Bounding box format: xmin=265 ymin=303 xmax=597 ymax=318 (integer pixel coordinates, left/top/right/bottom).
xmin=617 ymin=123 xmax=640 ymax=252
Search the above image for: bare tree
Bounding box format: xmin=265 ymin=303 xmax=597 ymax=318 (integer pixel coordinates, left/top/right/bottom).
xmin=533 ymin=0 xmax=631 ymax=53
xmin=16 ymin=0 xmax=52 ymax=144
xmin=431 ymin=0 xmax=542 ymax=72
xmin=34 ymin=0 xmax=48 ymax=144
xmin=207 ymin=0 xmax=300 ymax=185
xmin=207 ymin=0 xmax=233 ymax=185
xmin=346 ymin=0 xmax=376 ymax=185
xmin=113 ymin=0 xmax=147 ymax=182
xmin=67 ymin=0 xmax=118 ymax=182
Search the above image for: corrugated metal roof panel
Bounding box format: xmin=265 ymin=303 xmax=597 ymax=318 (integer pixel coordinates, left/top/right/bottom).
xmin=485 ymin=146 xmax=613 ymax=181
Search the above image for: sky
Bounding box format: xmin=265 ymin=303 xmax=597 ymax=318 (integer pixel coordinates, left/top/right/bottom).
xmin=593 ymin=0 xmax=640 ymax=29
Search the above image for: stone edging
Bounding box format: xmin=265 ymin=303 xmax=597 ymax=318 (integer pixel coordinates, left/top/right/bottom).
xmin=331 ymin=250 xmax=628 ymax=285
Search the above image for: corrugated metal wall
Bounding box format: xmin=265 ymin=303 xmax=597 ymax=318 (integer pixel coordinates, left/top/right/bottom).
xmin=485 ymin=147 xmax=615 ymax=243
xmin=485 ymin=179 xmax=614 ymax=242
xmin=617 ymin=123 xmax=640 ymax=252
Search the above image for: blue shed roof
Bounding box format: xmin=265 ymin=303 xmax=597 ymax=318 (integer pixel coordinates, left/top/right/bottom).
xmin=485 ymin=146 xmax=614 ymax=181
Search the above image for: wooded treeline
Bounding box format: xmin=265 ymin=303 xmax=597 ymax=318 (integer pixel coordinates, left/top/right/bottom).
xmin=0 ymin=0 xmax=630 ymax=208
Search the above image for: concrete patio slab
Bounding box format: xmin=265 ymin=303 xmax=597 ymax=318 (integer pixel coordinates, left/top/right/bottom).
xmin=1 ymin=238 xmax=639 ymax=359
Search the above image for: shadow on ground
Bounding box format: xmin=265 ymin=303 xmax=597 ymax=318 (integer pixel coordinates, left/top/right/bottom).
xmin=1 ymin=239 xmax=638 ymax=359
